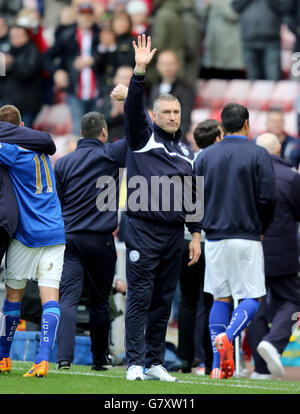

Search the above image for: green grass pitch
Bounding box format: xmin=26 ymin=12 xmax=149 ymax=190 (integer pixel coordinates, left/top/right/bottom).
xmin=0 ymin=361 xmax=299 ymax=395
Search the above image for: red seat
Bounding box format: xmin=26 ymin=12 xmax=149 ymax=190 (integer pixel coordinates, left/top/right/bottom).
xmin=247 ymin=81 xmax=275 ymax=111
xmin=269 ymin=80 xmax=300 ymax=112
xmin=222 ymin=80 xmax=252 ymax=107
xmin=248 ymin=110 xmax=268 ymax=139
xmin=284 ymin=111 xmax=298 ymax=137
xmin=191 ymin=108 xmax=211 ymax=124
xmin=196 ymin=79 xmax=228 ymax=109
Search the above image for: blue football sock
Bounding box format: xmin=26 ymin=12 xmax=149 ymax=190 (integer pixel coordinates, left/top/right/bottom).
xmin=225 ymin=298 xmax=260 ymax=343
xmin=0 ymin=299 xmax=21 ymax=359
xmin=209 ymin=301 xmax=231 ymax=369
xmin=35 ymin=301 xmax=60 ymax=364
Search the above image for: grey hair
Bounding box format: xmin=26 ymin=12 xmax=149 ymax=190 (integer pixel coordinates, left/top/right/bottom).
xmin=256 ymin=133 xmax=281 ymax=155
xmin=153 ymin=94 xmax=181 ymax=114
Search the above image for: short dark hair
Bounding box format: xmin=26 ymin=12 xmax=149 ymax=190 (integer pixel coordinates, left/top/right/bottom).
xmin=80 ymin=112 xmax=107 ymax=138
xmin=267 ymin=107 xmax=284 ymax=118
xmin=193 ymin=119 xmax=224 ymax=149
xmin=0 ymin=105 xmax=21 ymax=125
xmin=221 ymin=103 xmax=249 ymax=133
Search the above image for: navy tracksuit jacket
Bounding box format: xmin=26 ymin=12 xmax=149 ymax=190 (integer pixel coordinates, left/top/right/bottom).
xmin=195 ymin=135 xmax=276 ymax=240
xmin=124 ymin=74 xmax=202 ymax=368
xmin=247 ymin=155 xmax=300 ymax=373
xmin=54 ymin=137 xmax=127 ymax=365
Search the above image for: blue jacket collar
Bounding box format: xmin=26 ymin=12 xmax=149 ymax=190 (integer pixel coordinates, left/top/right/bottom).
xmin=77 ymin=138 xmax=104 ymax=148
xmin=224 ymin=135 xmax=248 ymax=140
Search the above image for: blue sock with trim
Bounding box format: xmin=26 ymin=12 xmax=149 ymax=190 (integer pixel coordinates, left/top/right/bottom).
xmin=0 ymin=299 xmax=21 ymax=359
xmin=35 ymin=301 xmax=60 ymax=364
xmin=225 ymin=298 xmax=260 ymax=343
xmin=209 ymin=301 xmax=231 ymax=370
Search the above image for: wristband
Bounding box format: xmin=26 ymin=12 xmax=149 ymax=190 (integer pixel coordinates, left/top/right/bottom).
xmin=133 ymin=69 xmax=145 ymax=76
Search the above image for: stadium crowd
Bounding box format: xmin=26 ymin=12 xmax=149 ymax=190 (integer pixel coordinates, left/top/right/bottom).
xmin=0 ymin=0 xmax=299 ymax=381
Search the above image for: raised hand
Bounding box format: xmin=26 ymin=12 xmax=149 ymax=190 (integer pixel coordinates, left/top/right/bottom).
xmin=132 ymin=34 xmax=157 ymax=73
xmin=110 ymin=83 xmax=128 ymax=101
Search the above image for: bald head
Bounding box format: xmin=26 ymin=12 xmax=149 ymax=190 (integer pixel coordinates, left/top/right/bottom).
xmin=256 ymin=133 xmax=281 ymax=156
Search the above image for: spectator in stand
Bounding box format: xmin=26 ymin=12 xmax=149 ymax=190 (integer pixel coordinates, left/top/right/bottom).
xmin=44 ymin=2 xmax=99 ymax=136
xmin=15 ymin=8 xmax=48 ymax=53
xmin=110 ymin=9 xmax=135 ymax=68
xmin=94 ymin=28 xmax=119 ymax=98
xmin=54 ymin=5 xmax=77 ymax=42
xmin=181 ymin=0 xmax=203 ymax=88
xmin=15 ymin=8 xmax=54 ymax=105
xmin=0 ymin=0 xmax=23 ymax=26
xmin=232 ymin=0 xmax=285 ymax=81
xmin=147 ymin=50 xmax=195 ymax=142
xmin=150 ymin=0 xmax=201 ymax=88
xmin=284 ymin=0 xmax=300 ymax=54
xmin=265 ymin=108 xmax=297 ymax=164
xmin=247 ymin=133 xmax=300 ymax=379
xmin=126 ymin=0 xmax=151 ymax=37
xmin=201 ymin=0 xmax=245 ymax=80
xmin=97 ymin=65 xmax=133 ymax=142
xmin=3 ymin=25 xmax=43 ymax=128
xmin=0 ymin=18 xmax=10 ymax=106
xmin=149 ymin=0 xmax=185 ymax=84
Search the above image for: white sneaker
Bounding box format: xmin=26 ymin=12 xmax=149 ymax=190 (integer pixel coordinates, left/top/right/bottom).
xmin=126 ymin=365 xmax=144 ymax=381
xmin=195 ymin=365 xmax=205 ymax=376
xmin=144 ymin=365 xmax=179 ymax=382
xmin=250 ymin=371 xmax=272 ymax=380
xmin=257 ymin=341 xmax=284 ymax=378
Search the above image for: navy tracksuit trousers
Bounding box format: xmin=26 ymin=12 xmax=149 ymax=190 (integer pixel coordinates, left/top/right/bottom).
xmin=247 ymin=274 xmax=300 ymax=374
xmin=124 ymin=216 xmax=185 ymax=368
xmin=57 ymin=232 xmax=116 ymax=365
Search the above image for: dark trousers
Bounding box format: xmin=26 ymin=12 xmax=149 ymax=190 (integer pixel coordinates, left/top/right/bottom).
xmin=178 ymin=240 xmax=213 ymax=372
xmin=247 ymin=274 xmax=300 ymax=374
xmin=125 ymin=216 xmax=184 ymax=368
xmin=0 ymin=228 xmax=10 ymax=263
xmin=57 ymin=232 xmax=116 ymax=366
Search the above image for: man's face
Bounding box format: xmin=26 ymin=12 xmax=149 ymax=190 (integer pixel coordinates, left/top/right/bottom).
xmin=9 ymin=27 xmax=29 ymax=48
xmin=113 ymin=66 xmax=133 ymax=87
xmin=0 ymin=18 xmax=8 ymax=38
xmin=155 ymin=99 xmax=181 ymax=134
xmin=266 ymin=112 xmax=284 ymax=137
xmin=156 ymin=51 xmax=179 ymax=82
xmin=77 ymin=12 xmax=95 ymax=30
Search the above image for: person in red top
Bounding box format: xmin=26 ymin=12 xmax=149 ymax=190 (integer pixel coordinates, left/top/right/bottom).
xmin=44 ymin=2 xmax=99 ymax=135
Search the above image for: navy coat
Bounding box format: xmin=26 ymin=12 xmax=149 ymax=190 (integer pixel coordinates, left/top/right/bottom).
xmin=263 ymin=155 xmax=300 ymax=276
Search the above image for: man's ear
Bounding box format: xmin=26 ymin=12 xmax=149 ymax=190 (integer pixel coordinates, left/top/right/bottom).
xmin=20 ymin=122 xmax=24 ymax=127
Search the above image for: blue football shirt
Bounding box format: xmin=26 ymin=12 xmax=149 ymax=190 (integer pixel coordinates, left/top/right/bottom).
xmin=0 ymin=142 xmax=65 ymax=247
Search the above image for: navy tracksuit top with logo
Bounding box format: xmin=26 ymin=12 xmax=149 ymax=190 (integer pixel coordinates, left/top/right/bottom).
xmin=124 ymin=74 xmax=201 ymax=235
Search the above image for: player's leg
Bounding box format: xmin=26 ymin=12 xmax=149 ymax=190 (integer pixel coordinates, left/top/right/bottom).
xmin=204 ymin=240 xmax=233 ymax=378
xmin=208 ymin=297 xmax=231 ymax=378
xmin=0 ymin=283 xmax=26 ymax=373
xmin=1 ymin=238 xmax=39 ymax=373
xmin=225 ymin=239 xmax=264 ymax=343
xmin=23 ymin=244 xmax=65 ymax=378
xmin=214 ymin=239 xmax=264 ymax=377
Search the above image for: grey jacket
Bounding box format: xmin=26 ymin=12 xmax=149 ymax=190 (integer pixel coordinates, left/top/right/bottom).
xmin=204 ymin=0 xmax=244 ymax=70
xmin=231 ymin=0 xmax=284 ymax=48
